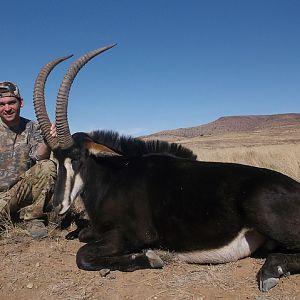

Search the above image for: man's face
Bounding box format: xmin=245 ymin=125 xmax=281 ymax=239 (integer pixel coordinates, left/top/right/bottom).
xmin=0 ymin=96 xmax=24 ymax=126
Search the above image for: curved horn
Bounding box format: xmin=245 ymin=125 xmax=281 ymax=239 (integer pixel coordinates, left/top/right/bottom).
xmin=55 ymin=43 xmax=117 ymax=149
xmin=33 ymin=55 xmax=73 ymax=149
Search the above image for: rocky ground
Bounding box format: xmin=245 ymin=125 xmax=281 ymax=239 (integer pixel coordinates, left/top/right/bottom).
xmin=0 ymin=223 xmax=299 ymax=300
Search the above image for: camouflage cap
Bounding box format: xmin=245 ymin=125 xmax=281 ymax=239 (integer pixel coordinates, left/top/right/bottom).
xmin=0 ymin=81 xmax=21 ymax=99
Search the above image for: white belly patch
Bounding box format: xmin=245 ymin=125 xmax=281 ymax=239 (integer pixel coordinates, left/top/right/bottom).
xmin=177 ymin=228 xmax=265 ymax=264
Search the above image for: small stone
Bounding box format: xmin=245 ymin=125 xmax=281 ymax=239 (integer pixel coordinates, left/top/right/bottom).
xmin=35 ymin=262 xmax=40 ymax=267
xmin=99 ymin=269 xmax=110 ymax=277
xmin=26 ymin=220 xmax=48 ymax=239
xmin=26 ymin=283 xmax=34 ymax=289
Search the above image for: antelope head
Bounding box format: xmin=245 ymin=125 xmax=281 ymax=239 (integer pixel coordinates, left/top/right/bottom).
xmin=33 ymin=44 xmax=117 ymax=214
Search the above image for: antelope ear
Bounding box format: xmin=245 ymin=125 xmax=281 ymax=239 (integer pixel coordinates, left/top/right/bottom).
xmin=85 ymin=141 xmax=121 ymax=157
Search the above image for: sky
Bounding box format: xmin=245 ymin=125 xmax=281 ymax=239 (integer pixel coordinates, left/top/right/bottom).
xmin=1 ymin=0 xmax=299 ymax=136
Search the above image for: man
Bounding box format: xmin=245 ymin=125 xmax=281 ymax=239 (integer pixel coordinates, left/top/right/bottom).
xmin=0 ymin=81 xmax=57 ymax=237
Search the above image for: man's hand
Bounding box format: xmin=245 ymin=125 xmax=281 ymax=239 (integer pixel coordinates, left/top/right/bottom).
xmin=37 ymin=123 xmax=56 ymax=160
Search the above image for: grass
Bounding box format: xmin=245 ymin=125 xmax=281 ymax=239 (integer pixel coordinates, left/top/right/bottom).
xmin=0 ymin=210 xmax=23 ymax=239
xmin=179 ymin=127 xmax=300 ymax=182
xmin=188 ymin=144 xmax=300 ymax=182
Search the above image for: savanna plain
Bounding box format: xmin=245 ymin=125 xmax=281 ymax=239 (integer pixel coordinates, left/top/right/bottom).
xmin=1 ymin=122 xmax=300 ymax=300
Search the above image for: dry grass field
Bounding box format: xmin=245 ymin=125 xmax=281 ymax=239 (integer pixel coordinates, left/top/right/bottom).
xmin=1 ymin=122 xmax=300 ymax=300
xmin=180 ymin=126 xmax=300 ymax=182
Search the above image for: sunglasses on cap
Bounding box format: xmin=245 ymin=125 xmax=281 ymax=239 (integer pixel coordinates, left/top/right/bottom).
xmin=0 ymin=81 xmax=21 ymax=99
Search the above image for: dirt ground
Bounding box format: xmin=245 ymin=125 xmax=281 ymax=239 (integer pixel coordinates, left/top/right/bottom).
xmin=0 ymin=224 xmax=299 ymax=300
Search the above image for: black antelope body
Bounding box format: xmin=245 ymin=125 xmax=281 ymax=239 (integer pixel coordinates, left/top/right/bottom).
xmin=34 ymin=44 xmax=300 ymax=292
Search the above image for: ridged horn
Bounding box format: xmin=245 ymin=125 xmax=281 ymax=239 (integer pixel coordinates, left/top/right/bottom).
xmin=55 ymin=43 xmax=117 ymax=149
xmin=33 ymin=55 xmax=73 ymax=149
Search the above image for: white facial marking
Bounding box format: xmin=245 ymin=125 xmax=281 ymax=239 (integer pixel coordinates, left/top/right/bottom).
xmin=177 ymin=229 xmax=266 ymax=264
xmin=59 ymin=158 xmax=75 ymax=215
xmin=70 ymin=173 xmax=84 ymax=202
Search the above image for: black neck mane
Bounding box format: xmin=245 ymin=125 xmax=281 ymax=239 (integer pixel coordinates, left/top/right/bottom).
xmin=87 ymin=130 xmax=197 ymax=160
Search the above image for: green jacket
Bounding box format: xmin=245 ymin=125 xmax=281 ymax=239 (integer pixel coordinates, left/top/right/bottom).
xmin=0 ymin=117 xmax=44 ymax=192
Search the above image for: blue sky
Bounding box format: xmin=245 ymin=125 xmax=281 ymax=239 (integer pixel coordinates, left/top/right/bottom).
xmin=2 ymin=0 xmax=299 ymax=136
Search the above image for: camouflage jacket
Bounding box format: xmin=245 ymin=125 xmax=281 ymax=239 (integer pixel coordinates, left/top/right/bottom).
xmin=0 ymin=117 xmax=45 ymax=192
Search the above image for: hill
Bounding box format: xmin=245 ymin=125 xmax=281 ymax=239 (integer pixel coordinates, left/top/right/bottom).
xmin=144 ymin=113 xmax=300 ymax=142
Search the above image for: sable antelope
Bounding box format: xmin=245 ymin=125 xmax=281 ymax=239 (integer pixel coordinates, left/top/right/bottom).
xmin=34 ymin=44 xmax=300 ymax=292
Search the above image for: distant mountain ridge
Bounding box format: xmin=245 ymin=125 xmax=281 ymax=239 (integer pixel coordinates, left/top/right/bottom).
xmin=144 ymin=113 xmax=300 ymax=141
